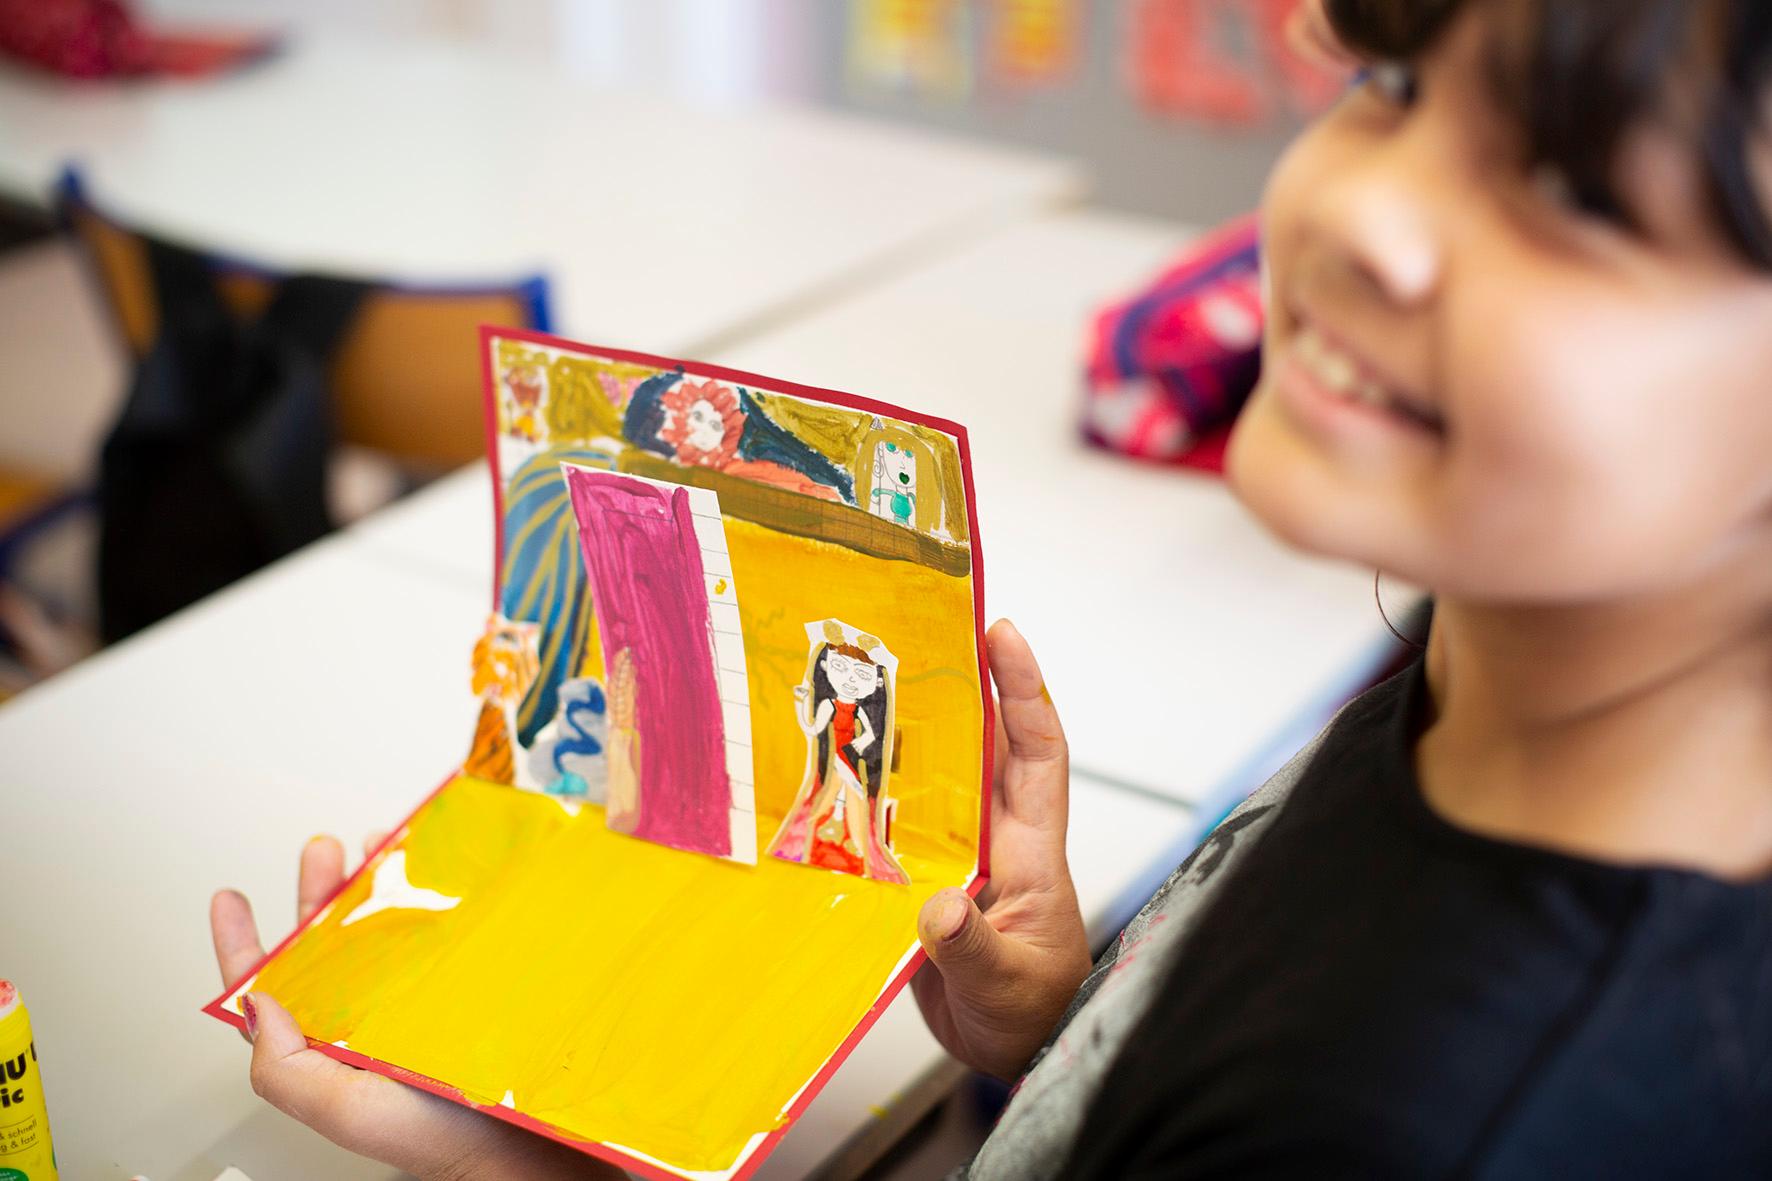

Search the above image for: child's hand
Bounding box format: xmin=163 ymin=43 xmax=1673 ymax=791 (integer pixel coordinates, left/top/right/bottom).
xmin=911 ymin=620 xmax=1092 ymax=1081
xmin=209 ymin=837 xmax=619 ymax=1181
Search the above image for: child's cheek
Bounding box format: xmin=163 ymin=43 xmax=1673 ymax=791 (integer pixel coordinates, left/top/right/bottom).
xmin=1259 ymin=106 xmax=1372 ymax=254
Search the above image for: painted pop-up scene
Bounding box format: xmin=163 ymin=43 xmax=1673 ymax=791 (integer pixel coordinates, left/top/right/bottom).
xmin=204 ymin=327 xmax=992 ymax=1180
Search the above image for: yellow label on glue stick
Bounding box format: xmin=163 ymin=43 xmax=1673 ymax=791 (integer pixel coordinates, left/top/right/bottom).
xmin=0 ymin=981 xmax=57 ymax=1181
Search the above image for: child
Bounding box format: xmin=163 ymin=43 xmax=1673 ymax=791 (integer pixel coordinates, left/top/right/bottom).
xmin=209 ymin=0 xmax=1772 ymax=1174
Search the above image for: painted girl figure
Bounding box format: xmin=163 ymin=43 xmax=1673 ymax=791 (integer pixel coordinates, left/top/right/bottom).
xmin=869 ymin=440 xmax=916 ymax=527
xmin=768 ymin=621 xmax=909 ymax=885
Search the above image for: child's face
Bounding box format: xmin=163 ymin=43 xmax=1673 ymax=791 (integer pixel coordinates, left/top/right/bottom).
xmin=822 ymin=652 xmax=880 ymax=703
xmin=1228 ymin=7 xmax=1772 ymax=603
xmin=684 ymin=398 xmax=728 ymax=454
xmin=877 ymin=442 xmax=916 ymax=490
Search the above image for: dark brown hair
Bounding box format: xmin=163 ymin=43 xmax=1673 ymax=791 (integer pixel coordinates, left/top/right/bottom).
xmin=1326 ymin=0 xmax=1772 ymax=268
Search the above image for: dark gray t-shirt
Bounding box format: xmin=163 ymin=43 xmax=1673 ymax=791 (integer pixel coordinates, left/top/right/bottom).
xmin=958 ymin=705 xmax=1317 ymax=1180
xmin=968 ymin=662 xmax=1772 ymax=1179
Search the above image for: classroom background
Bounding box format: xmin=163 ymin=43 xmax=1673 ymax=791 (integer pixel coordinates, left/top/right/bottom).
xmin=0 ymin=2 xmax=1418 ymax=1177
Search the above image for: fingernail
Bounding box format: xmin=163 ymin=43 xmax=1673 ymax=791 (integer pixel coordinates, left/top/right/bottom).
xmin=933 ymin=893 xmax=969 ymax=942
xmin=241 ymin=994 xmax=259 ymax=1041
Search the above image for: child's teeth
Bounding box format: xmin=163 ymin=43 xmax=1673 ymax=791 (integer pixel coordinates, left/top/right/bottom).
xmin=1296 ymin=328 xmax=1322 ymax=364
xmin=1297 ymin=325 xmax=1399 ymax=408
xmin=1294 ymin=322 xmax=1419 ymax=420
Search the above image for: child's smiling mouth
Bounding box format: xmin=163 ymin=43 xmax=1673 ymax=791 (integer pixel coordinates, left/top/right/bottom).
xmin=1276 ymin=316 xmax=1448 ymax=440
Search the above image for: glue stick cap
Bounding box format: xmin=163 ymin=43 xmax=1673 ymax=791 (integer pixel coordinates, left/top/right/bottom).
xmin=0 ymin=980 xmax=17 ymax=1021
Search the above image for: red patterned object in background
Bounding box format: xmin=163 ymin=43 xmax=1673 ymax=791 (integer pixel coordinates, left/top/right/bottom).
xmin=1081 ymin=213 xmax=1263 ymax=475
xmin=0 ymin=0 xmax=275 ymax=79
xmin=0 ymin=0 xmax=151 ymax=78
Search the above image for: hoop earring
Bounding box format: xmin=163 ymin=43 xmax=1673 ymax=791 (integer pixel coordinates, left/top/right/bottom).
xmin=1374 ymin=570 xmax=1426 ymax=650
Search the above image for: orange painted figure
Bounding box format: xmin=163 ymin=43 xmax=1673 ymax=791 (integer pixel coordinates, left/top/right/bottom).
xmin=465 ymin=699 xmax=515 ymax=782
xmin=464 ymin=614 xmax=540 ymax=783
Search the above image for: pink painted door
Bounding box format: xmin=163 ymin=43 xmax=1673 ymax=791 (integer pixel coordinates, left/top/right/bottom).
xmin=566 ymin=468 xmax=735 ymax=859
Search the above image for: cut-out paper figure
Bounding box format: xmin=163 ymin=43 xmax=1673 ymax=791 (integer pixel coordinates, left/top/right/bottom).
xmin=470 ymin=613 xmax=541 ymax=701
xmin=604 ymin=647 xmax=641 ymax=833
xmin=464 ymin=613 xmax=540 ymax=783
xmin=626 ymin=374 xmax=854 ymax=502
xmin=869 ymin=440 xmax=918 ymax=527
xmin=768 ymin=620 xmax=910 ymax=885
xmin=465 ymin=701 xmax=515 ymax=784
xmin=527 ymin=676 xmax=609 ymax=799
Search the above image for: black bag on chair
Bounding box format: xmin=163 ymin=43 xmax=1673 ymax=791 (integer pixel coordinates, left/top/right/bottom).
xmin=97 ymin=238 xmax=370 ymax=642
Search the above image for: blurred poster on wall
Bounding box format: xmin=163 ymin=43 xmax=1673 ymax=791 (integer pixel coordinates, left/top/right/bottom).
xmin=847 ymin=0 xmax=974 ymax=103
xmin=985 ymin=0 xmax=1081 ymax=90
xmin=1127 ymin=0 xmax=1341 ymax=128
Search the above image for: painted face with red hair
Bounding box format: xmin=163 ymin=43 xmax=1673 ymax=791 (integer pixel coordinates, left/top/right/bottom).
xmin=661 ymin=379 xmax=745 ymax=467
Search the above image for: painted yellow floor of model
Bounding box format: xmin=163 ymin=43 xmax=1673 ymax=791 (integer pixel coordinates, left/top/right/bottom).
xmin=253 ymin=775 xmax=971 ymax=1173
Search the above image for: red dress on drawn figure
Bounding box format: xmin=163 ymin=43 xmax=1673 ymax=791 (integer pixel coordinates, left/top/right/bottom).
xmin=768 ymin=635 xmax=909 ymax=885
xmin=808 ymin=702 xmax=866 ymax=875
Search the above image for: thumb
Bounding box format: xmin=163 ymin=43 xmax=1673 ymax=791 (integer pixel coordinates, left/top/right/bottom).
xmin=245 ymin=991 xmax=346 ymax=1124
xmin=246 ymin=991 xmax=397 ymax=1141
xmin=918 ymin=888 xmax=1013 ymax=979
xmin=242 ymin=992 xmax=472 ymax=1174
xmin=244 ymin=990 xmax=309 ymax=1061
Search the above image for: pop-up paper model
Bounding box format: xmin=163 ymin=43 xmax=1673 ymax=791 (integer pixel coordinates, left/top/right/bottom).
xmin=205 ymin=328 xmax=992 ymax=1180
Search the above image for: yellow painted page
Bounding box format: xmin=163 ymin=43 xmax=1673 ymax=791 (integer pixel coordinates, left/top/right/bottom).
xmin=245 ymin=776 xmax=974 ymax=1172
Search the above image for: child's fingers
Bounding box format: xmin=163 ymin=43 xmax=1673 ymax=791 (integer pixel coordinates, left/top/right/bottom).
xmin=914 ymin=887 xmax=1090 ymax=1080
xmin=297 ymin=836 xmax=346 ymax=923
xmin=988 ymin=704 xmax=1011 ymax=802
xmin=244 ymin=992 xmax=458 ymax=1173
xmin=362 ymin=830 xmax=390 ymax=861
xmin=987 ymin=620 xmax=1068 ymax=815
xmin=210 ymin=889 xmax=265 ymax=991
xmin=987 ymin=620 xmax=1065 ymax=762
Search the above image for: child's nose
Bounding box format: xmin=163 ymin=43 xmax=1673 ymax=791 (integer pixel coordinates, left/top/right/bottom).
xmin=1308 ymin=137 xmax=1447 ymax=310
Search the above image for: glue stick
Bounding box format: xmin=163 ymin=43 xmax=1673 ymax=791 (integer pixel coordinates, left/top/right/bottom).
xmin=0 ymin=981 xmax=57 ymax=1180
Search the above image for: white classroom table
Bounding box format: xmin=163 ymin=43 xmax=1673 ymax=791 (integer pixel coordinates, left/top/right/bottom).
xmin=0 ymin=36 xmax=1083 ymax=355
xmin=0 ymin=530 xmax=1197 ymax=1181
xmin=345 ymin=210 xmax=1408 ymax=817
